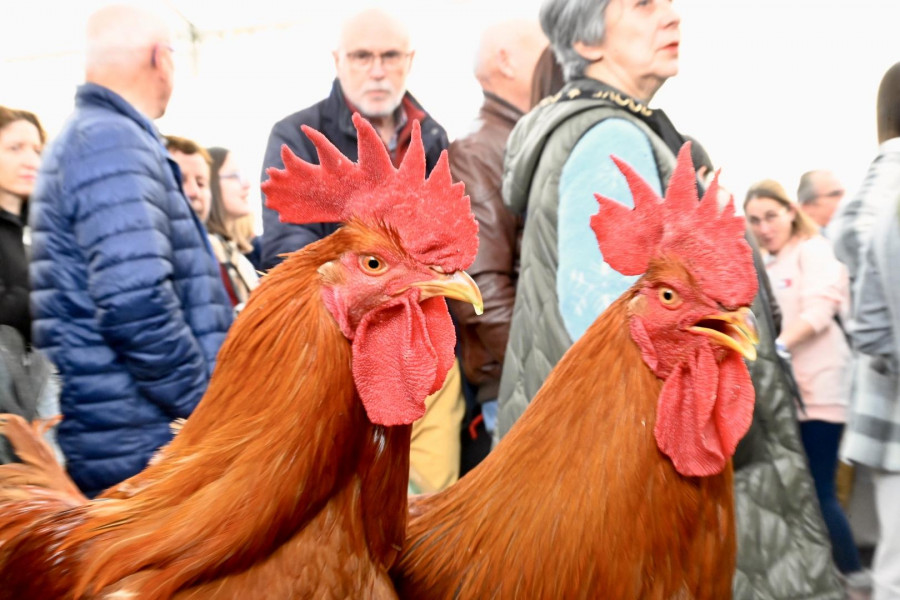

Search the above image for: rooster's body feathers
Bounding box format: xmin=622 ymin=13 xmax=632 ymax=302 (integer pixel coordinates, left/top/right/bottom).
xmin=0 ymin=115 xmax=481 ymax=599
xmin=395 ymin=294 xmax=735 ymax=599
xmin=394 ymin=144 xmax=755 ymax=599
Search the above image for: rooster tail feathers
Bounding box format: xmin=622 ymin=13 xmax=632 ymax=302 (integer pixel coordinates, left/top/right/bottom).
xmin=0 ymin=414 xmax=86 ymax=506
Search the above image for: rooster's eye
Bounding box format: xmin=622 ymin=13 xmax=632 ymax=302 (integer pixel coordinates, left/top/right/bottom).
xmin=658 ymin=287 xmax=682 ymax=307
xmin=360 ymin=255 xmax=388 ymax=275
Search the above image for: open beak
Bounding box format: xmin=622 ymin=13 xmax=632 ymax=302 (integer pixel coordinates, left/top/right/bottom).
xmin=411 ymin=270 xmax=484 ymax=315
xmin=689 ymin=307 xmax=759 ymax=361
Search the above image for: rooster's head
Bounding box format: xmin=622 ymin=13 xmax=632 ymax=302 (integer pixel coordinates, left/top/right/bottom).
xmin=592 ymin=143 xmax=759 ymax=477
xmin=262 ymin=114 xmax=482 ymax=427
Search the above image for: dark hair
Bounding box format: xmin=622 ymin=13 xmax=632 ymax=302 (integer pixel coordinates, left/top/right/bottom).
xmin=0 ymin=106 xmax=46 ymax=145
xmin=683 ymin=135 xmax=714 ymax=175
xmin=206 ymin=146 xmax=230 ymax=240
xmin=0 ymin=105 xmax=47 ymax=218
xmin=530 ymin=45 xmax=566 ymax=108
xmin=877 ymin=62 xmax=900 ymax=143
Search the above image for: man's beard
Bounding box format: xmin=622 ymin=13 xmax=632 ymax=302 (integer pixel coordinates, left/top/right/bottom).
xmin=357 ymin=83 xmax=402 ymax=118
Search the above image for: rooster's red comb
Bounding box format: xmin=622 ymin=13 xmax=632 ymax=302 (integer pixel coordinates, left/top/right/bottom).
xmin=590 ymin=143 xmax=757 ymax=307
xmin=262 ymin=113 xmax=478 ymax=272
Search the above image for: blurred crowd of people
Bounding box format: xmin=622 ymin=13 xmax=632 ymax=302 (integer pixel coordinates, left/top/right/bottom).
xmin=2 ymin=1 xmax=900 ymax=598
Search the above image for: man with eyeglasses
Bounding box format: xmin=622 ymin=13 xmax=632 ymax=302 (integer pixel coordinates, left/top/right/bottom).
xmin=796 ymin=170 xmax=845 ymax=228
xmin=259 ymin=6 xmax=464 ymax=495
xmin=259 ymin=6 xmax=448 ymax=270
xmin=27 ymin=5 xmax=232 ymax=497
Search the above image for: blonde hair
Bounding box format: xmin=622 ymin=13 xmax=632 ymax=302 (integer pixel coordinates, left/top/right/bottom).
xmin=743 ymin=178 xmax=819 ymax=240
xmin=232 ymin=214 xmax=257 ymax=254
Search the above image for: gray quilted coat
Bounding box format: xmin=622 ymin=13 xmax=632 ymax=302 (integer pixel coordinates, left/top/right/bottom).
xmin=498 ymin=86 xmax=844 ymax=599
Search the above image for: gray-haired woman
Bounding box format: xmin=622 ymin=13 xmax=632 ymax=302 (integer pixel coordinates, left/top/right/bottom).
xmin=497 ymin=1 xmax=845 ymax=598
xmin=499 ymin=0 xmax=684 ymax=437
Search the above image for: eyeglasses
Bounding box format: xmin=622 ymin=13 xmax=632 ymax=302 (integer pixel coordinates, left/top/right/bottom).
xmin=747 ymin=208 xmax=789 ymax=227
xmin=345 ymin=50 xmax=411 ymax=70
xmin=220 ymin=172 xmax=247 ymax=184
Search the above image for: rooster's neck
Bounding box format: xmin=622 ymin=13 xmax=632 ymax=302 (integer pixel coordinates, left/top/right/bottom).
xmin=78 ymin=249 xmax=414 ymax=598
xmin=397 ymin=291 xmax=737 ymax=599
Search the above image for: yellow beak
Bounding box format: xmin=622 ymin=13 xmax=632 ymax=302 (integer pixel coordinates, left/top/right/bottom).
xmin=411 ymin=270 xmax=484 ymax=315
xmin=689 ymin=307 xmax=760 ymax=361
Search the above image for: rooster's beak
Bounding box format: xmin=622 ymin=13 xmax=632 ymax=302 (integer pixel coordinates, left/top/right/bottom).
xmin=412 ymin=270 xmax=484 ymax=315
xmin=689 ymin=307 xmax=759 ymax=361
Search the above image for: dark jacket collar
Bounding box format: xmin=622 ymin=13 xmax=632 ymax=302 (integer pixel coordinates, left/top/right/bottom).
xmin=75 ymin=83 xmax=163 ymax=143
xmin=0 ymin=208 xmax=23 ymax=229
xmin=561 ymin=78 xmax=685 ymax=157
xmin=324 ymin=78 xmax=432 ymax=140
xmin=480 ymin=91 xmax=524 ymax=127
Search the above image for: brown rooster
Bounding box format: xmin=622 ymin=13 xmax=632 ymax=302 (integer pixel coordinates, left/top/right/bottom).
xmin=0 ymin=113 xmax=482 ymax=599
xmin=393 ymin=144 xmax=759 ymax=599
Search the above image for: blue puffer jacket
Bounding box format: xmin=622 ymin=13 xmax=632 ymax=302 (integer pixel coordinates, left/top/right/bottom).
xmin=29 ymin=84 xmax=233 ymax=496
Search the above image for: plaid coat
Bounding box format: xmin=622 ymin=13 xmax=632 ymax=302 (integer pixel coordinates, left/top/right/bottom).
xmin=841 ymin=195 xmax=900 ymax=471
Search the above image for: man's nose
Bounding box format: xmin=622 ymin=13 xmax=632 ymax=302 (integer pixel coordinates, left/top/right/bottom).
xmin=183 ymin=180 xmax=198 ymax=199
xmin=369 ymin=58 xmax=386 ymax=78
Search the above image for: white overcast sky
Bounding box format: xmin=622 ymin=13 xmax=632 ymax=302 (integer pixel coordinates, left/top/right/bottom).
xmin=3 ymin=0 xmax=900 ymax=221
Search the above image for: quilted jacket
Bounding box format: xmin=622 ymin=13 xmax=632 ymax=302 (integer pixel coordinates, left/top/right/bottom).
xmin=499 ymin=82 xmax=843 ymax=599
xmin=29 ymin=83 xmax=232 ymax=496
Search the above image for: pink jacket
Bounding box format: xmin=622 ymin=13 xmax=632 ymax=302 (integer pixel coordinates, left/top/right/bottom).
xmin=765 ymin=235 xmax=851 ymax=423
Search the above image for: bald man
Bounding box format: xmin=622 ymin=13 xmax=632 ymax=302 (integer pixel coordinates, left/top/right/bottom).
xmin=447 ymin=19 xmax=547 ymax=471
xmin=28 ymin=4 xmax=232 ymax=496
xmin=797 ymin=169 xmax=845 ymax=228
xmin=259 ymin=6 xmax=459 ymax=494
xmin=259 ymin=6 xmax=448 ymax=270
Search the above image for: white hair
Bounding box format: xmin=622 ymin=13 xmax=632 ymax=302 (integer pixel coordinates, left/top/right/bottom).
xmin=540 ymin=0 xmax=612 ymax=81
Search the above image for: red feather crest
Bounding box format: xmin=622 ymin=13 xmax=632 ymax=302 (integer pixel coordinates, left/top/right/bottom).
xmin=590 ymin=143 xmax=757 ymax=308
xmin=262 ymin=113 xmax=478 ymax=272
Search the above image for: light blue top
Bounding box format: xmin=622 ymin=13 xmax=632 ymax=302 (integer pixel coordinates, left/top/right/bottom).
xmin=557 ymin=118 xmax=663 ymax=341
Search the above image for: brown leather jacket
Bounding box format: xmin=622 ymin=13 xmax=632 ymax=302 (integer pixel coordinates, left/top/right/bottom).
xmin=448 ymin=92 xmax=524 ymax=402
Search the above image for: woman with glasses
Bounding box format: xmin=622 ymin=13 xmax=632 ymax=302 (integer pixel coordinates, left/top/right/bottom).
xmin=744 ymin=179 xmax=870 ymax=593
xmin=207 ymin=147 xmax=259 ymax=312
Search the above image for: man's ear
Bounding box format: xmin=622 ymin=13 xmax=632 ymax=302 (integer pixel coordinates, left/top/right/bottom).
xmin=151 ymin=44 xmax=159 ymax=68
xmin=497 ymin=48 xmax=515 ymax=80
xmin=573 ymin=40 xmax=603 ymax=62
xmin=332 ymin=49 xmax=340 ymax=70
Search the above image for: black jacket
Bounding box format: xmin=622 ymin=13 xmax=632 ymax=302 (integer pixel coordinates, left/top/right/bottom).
xmin=0 ymin=209 xmax=29 ymax=344
xmin=259 ymin=79 xmax=449 ymax=270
